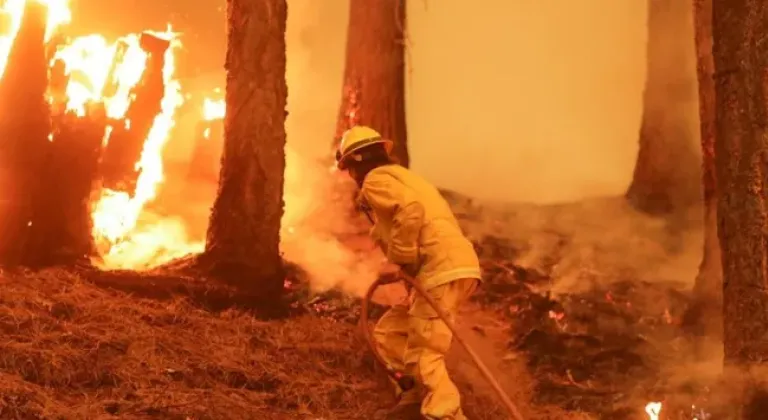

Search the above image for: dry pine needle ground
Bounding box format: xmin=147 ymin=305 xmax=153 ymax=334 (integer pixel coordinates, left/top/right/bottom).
xmin=0 ymin=267 xmax=515 ymax=420
xmin=0 ymin=268 xmax=391 ymax=419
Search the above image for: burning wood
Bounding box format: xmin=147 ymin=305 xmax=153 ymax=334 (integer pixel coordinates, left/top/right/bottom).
xmin=0 ymin=1 xmax=190 ymax=269
xmin=99 ymin=31 xmax=170 ymax=194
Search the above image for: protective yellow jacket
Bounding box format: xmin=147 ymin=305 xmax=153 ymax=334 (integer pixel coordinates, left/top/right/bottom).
xmin=358 ymin=164 xmax=482 ymax=290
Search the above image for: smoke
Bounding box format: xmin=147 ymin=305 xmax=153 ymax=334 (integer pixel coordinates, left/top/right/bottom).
xmin=72 ymin=0 xmax=703 ymax=294
xmin=280 ymin=149 xmax=385 ymax=296
xmin=71 ymin=0 xmax=699 ymax=205
xmin=279 ymin=0 xmax=387 ymax=295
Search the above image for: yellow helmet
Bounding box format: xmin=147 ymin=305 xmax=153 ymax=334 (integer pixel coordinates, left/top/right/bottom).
xmin=336 ymin=125 xmax=393 ymax=170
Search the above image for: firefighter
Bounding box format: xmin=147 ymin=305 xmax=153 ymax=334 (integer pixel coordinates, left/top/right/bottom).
xmin=336 ymin=126 xmax=482 ymax=420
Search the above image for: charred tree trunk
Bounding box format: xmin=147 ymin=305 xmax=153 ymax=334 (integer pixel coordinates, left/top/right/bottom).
xmin=100 ymin=33 xmax=169 ymax=193
xmin=201 ymin=0 xmax=287 ymax=298
xmin=0 ymin=2 xmax=50 ymax=266
xmin=626 ymin=0 xmax=701 ymax=215
xmin=334 ymin=0 xmax=409 ymax=167
xmin=683 ymin=0 xmax=723 ymax=341
xmin=25 ymin=110 xmax=106 ymax=266
xmin=712 ymin=0 xmax=768 ymax=367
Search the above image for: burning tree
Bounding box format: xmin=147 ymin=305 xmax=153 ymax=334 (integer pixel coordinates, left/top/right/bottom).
xmin=201 ymin=0 xmax=287 ymax=297
xmin=626 ymin=0 xmax=701 ymax=215
xmin=99 ymin=33 xmax=170 ymax=194
xmin=335 ymin=0 xmax=409 ymax=167
xmin=683 ymin=0 xmax=722 ymax=342
xmin=0 ymin=0 xmax=186 ymax=269
xmin=0 ymin=1 xmax=50 ymax=266
xmin=712 ymin=0 xmax=768 ymax=371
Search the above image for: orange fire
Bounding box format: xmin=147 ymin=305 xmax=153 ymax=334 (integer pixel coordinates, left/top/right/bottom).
xmin=645 ymin=401 xmax=662 ymax=420
xmin=202 ymin=96 xmax=225 ymax=121
xmin=1 ymin=0 xmax=202 ymax=269
xmin=201 ymin=96 xmax=224 ymax=139
xmin=0 ymin=0 xmax=71 ymax=77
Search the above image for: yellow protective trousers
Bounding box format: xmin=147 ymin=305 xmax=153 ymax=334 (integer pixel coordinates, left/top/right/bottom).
xmin=373 ymin=278 xmax=478 ymax=420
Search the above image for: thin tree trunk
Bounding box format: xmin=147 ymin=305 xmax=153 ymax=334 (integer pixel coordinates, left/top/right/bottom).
xmin=626 ymin=0 xmax=701 ymax=215
xmin=202 ymin=0 xmax=287 ymax=298
xmin=335 ymin=0 xmax=409 ymax=167
xmin=0 ymin=2 xmax=50 ymax=266
xmin=712 ymin=0 xmax=768 ymax=366
xmin=683 ymin=0 xmax=722 ymax=341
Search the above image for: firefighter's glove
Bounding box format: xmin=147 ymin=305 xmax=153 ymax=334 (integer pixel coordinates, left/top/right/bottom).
xmin=376 ymin=271 xmax=402 ymax=286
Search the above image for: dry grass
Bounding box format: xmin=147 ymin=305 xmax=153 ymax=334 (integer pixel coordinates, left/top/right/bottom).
xmin=0 ymin=267 xmax=388 ymax=419
xmin=0 ymin=267 xmax=529 ymax=419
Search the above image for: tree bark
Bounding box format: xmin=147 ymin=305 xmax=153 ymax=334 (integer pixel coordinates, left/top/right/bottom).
xmin=202 ymin=0 xmax=287 ymax=298
xmin=712 ymin=0 xmax=768 ymax=365
xmin=335 ymin=0 xmax=409 ymax=167
xmin=626 ymin=0 xmax=701 ymax=215
xmin=683 ymin=0 xmax=723 ymax=341
xmin=0 ymin=2 xmax=50 ymax=266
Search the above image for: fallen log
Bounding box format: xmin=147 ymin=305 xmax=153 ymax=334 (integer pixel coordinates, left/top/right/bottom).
xmin=99 ymin=32 xmax=169 ymax=193
xmin=0 ymin=1 xmax=51 ymax=266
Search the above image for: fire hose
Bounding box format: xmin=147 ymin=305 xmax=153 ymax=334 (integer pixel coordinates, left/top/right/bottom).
xmin=359 ymin=273 xmax=525 ymax=420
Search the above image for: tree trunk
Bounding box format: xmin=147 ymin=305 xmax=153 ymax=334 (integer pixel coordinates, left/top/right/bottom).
xmin=712 ymin=0 xmax=768 ymax=366
xmin=626 ymin=0 xmax=701 ymax=215
xmin=23 ymin=112 xmax=105 ymax=267
xmin=683 ymin=0 xmax=723 ymax=341
xmin=0 ymin=2 xmax=50 ymax=266
xmin=334 ymin=0 xmax=409 ymax=167
xmin=202 ymin=0 xmax=287 ymax=298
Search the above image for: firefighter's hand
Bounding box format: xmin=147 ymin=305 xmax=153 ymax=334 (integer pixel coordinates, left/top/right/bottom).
xmin=398 ymin=263 xmax=419 ymax=279
xmin=376 ymin=271 xmax=402 ymax=285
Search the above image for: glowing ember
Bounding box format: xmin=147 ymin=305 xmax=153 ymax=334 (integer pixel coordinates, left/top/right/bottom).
xmin=645 ymin=401 xmax=662 ymax=420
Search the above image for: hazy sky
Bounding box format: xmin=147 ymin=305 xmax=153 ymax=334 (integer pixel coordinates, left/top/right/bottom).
xmin=68 ymin=0 xmax=696 ymax=204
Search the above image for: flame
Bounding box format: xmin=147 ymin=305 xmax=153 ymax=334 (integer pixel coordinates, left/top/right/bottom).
xmin=0 ymin=1 xmax=202 ymax=268
xmin=645 ymin=401 xmax=662 ymax=420
xmin=86 ymin=30 xmax=201 ymax=268
xmin=202 ymin=97 xmax=224 ymax=121
xmin=51 ymin=33 xmax=150 ymax=118
xmin=0 ymin=0 xmax=71 ymax=77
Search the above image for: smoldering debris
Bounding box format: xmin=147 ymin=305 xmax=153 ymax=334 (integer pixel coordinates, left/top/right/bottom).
xmin=471 ymin=233 xmax=727 ymax=419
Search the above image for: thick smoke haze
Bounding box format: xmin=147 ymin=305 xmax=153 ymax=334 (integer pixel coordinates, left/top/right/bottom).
xmin=67 ymin=0 xmax=701 ymax=292
xmin=71 ymin=0 xmax=653 ymax=204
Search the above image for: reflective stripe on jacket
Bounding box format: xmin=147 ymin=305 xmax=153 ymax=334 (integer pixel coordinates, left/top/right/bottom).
xmin=358 ymin=164 xmax=482 ymax=290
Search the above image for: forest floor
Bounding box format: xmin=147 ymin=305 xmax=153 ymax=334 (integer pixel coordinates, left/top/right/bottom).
xmin=0 ymin=194 xmax=725 ymax=419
